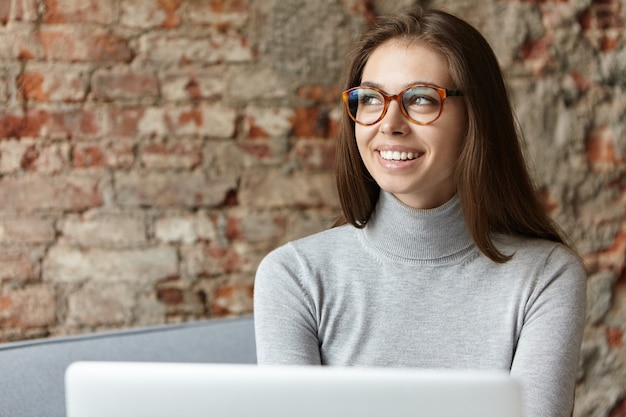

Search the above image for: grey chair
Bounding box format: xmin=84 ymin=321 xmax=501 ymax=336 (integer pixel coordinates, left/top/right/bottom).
xmin=0 ymin=316 xmax=256 ymax=417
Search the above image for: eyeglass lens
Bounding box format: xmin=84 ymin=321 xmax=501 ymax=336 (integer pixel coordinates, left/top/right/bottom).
xmin=346 ymin=86 xmax=443 ymax=125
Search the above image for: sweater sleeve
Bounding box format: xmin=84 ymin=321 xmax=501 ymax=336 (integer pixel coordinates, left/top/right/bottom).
xmin=510 ymin=245 xmax=587 ymax=417
xmin=253 ymin=244 xmax=322 ymax=365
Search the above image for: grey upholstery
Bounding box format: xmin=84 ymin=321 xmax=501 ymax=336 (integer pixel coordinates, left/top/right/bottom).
xmin=0 ymin=316 xmax=256 ymax=417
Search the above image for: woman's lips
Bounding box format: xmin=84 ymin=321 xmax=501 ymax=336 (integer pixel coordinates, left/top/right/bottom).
xmin=378 ymin=150 xmax=424 ymax=161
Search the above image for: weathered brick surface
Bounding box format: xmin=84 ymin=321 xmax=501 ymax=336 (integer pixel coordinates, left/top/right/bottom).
xmin=0 ymin=216 xmax=55 ymax=244
xmin=66 ymin=282 xmax=137 ymax=327
xmin=0 ymin=284 xmax=56 ymax=329
xmin=91 ymin=67 xmax=159 ymax=102
xmin=43 ymin=0 xmax=115 ymax=25
xmin=0 ymin=248 xmax=41 ymax=282
xmin=0 ymin=175 xmax=103 ymax=212
xmin=155 ymin=212 xmax=217 ymax=244
xmin=43 ymin=245 xmax=178 ymax=284
xmin=0 ymin=1 xmax=623 ymax=414
xmin=114 ymin=171 xmax=237 ymax=207
xmin=119 ymin=0 xmax=183 ymax=29
xmin=60 ymin=212 xmax=147 ymax=248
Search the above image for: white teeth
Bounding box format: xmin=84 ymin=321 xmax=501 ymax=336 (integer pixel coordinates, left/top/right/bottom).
xmin=379 ymin=150 xmax=420 ymax=161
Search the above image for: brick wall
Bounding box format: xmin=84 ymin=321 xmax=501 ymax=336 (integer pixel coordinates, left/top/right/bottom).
xmin=0 ymin=0 xmax=624 ymax=416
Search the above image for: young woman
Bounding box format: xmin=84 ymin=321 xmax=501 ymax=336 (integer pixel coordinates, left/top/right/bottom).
xmin=254 ymin=6 xmax=586 ymax=417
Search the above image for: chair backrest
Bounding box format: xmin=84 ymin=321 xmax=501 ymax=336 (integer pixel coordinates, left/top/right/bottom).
xmin=0 ymin=316 xmax=256 ymax=417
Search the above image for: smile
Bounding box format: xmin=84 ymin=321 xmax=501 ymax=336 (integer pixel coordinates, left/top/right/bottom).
xmin=379 ymin=150 xmax=423 ymax=161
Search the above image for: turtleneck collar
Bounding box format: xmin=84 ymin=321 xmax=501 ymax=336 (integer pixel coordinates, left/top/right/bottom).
xmin=361 ymin=191 xmax=476 ymax=265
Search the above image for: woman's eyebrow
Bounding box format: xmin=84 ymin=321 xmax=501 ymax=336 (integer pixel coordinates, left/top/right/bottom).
xmin=359 ymin=81 xmax=444 ymax=89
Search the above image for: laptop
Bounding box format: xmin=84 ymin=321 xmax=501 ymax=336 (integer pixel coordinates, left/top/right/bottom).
xmin=65 ymin=361 xmax=522 ymax=417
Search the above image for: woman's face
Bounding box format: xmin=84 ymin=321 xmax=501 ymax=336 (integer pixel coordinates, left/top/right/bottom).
xmin=356 ymin=40 xmax=467 ymax=209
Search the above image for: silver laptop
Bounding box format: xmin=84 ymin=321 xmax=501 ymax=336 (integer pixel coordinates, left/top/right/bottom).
xmin=65 ymin=361 xmax=522 ymax=417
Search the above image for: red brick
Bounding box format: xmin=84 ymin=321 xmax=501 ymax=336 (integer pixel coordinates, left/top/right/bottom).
xmin=0 ymin=26 xmax=42 ymax=60
xmin=72 ymin=143 xmax=107 ymax=168
xmin=0 ymin=284 xmax=56 ymax=328
xmin=579 ymin=0 xmax=624 ymax=52
xmin=292 ymin=87 xmax=340 ymax=138
xmin=120 ymin=0 xmax=183 ymax=29
xmin=596 ymin=230 xmax=626 ymax=271
xmin=38 ymin=28 xmax=133 ymax=62
xmin=187 ymin=0 xmax=251 ymax=27
xmin=244 ymin=123 xmax=269 ymax=139
xmin=207 ymin=0 xmax=250 ymax=13
xmin=50 ymin=109 xmax=101 ymax=139
xmin=0 ymin=0 xmax=38 ymax=24
xmin=569 ymin=70 xmax=592 ymax=92
xmin=517 ymin=35 xmax=553 ymax=75
xmin=297 ymin=85 xmax=339 ymax=103
xmin=44 ymin=246 xmax=178 ymax=284
xmin=610 ymin=398 xmax=626 ymax=417
xmin=0 ymin=2 xmax=9 ymax=25
xmin=244 ymin=107 xmax=294 ymax=138
xmin=20 ymin=142 xmax=69 ymax=174
xmin=157 ymin=288 xmax=184 ymax=305
xmin=293 ymin=139 xmax=336 ymax=171
xmin=0 ymin=71 xmax=7 ymax=103
xmin=579 ymin=0 xmax=624 ymax=30
xmin=106 ymin=107 xmax=146 ymax=137
xmin=242 ymin=169 xmax=339 ymax=209
xmin=159 ymin=0 xmax=183 ymax=28
xmin=107 ymin=105 xmax=236 ymax=138
xmin=66 ymin=282 xmax=136 ymax=326
xmin=143 ymin=32 xmax=252 ymax=63
xmin=292 ymin=107 xmax=322 ymax=138
xmin=43 ymin=0 xmax=115 ymax=24
xmin=0 ymin=252 xmax=37 ymax=282
xmin=114 ymin=171 xmax=237 ymax=208
xmin=155 ymin=213 xmax=216 ymax=244
xmin=0 ymin=295 xmax=11 ymax=311
xmin=160 ymin=68 xmax=226 ymax=101
xmin=107 ymin=141 xmax=135 ymax=169
xmin=18 ymin=65 xmax=88 ymax=102
xmin=0 ymin=110 xmax=48 ymax=138
xmin=0 ymin=175 xmax=103 ymax=212
xmin=586 ymin=125 xmax=620 ymax=168
xmin=139 ymin=140 xmax=202 ymax=170
xmin=91 ymin=68 xmax=159 ymax=101
xmin=181 ymin=242 xmax=243 ymax=277
xmin=292 ymin=106 xmax=339 ymax=138
xmin=0 ymin=108 xmax=101 ymax=139
xmin=0 ymin=139 xmax=28 ymax=173
xmin=508 ymin=0 xmax=567 ymax=2
xmin=210 ymin=283 xmax=253 ymax=316
xmin=606 ymin=327 xmax=624 ymax=348
xmin=226 ymin=212 xmax=287 ymax=243
xmin=17 ymin=72 xmax=45 ymax=101
xmin=238 ymin=140 xmax=274 ymax=160
xmin=61 ymin=213 xmax=148 ymax=248
xmin=71 ymin=141 xmax=135 ymax=169
xmin=537 ymin=186 xmax=560 ymax=215
xmin=0 ymin=216 xmax=55 ymax=244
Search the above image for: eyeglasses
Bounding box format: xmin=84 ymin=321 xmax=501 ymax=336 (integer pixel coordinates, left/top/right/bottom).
xmin=341 ymin=85 xmax=463 ymax=126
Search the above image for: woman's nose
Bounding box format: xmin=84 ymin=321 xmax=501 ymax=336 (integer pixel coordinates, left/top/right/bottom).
xmin=379 ymin=100 xmax=410 ymax=135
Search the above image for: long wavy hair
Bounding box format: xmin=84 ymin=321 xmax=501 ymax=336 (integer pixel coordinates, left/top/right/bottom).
xmin=335 ymin=6 xmax=568 ymax=263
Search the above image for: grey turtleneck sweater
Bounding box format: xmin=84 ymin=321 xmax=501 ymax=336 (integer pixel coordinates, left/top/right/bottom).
xmin=253 ymin=191 xmax=586 ymax=417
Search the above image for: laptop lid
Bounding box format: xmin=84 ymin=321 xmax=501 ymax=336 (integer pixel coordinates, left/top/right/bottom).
xmin=65 ymin=361 xmax=522 ymax=417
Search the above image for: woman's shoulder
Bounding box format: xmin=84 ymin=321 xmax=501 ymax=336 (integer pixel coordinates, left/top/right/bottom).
xmin=493 ymin=233 xmax=585 ymax=275
xmin=260 ymin=224 xmax=357 ymax=265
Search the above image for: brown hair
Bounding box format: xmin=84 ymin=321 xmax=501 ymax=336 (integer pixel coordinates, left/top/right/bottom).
xmin=335 ymin=6 xmax=568 ymax=263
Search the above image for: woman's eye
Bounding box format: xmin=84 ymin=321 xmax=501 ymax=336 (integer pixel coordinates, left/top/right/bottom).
xmin=404 ymin=88 xmax=440 ymax=107
xmin=406 ymin=94 xmax=436 ymax=106
xmin=360 ymin=94 xmax=383 ymax=106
